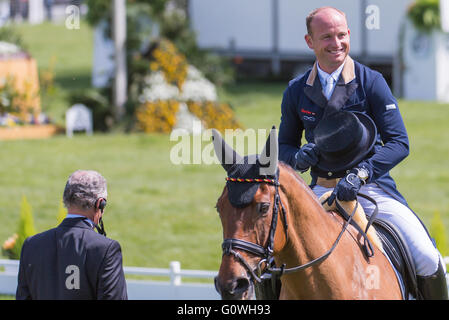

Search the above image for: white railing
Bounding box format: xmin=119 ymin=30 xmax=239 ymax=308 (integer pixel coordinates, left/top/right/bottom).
xmin=0 ymin=259 xmax=220 ymax=300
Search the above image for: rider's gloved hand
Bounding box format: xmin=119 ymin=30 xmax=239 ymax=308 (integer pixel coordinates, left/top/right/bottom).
xmin=295 ymin=143 xmax=319 ymax=172
xmin=327 ymin=165 xmax=371 ymax=205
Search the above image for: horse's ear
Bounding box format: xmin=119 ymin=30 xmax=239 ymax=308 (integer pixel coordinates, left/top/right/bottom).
xmin=212 ymin=129 xmax=243 ymax=172
xmin=258 ymin=126 xmax=278 ymax=177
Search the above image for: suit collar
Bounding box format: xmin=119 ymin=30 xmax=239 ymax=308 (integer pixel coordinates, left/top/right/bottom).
xmin=66 ymin=213 xmax=95 ymax=227
xmin=304 ymin=76 xmax=327 ymax=109
xmin=304 ymin=56 xmax=358 ymax=111
xmin=306 ymin=56 xmax=355 ymax=86
xmin=59 ymin=217 xmax=94 ymax=230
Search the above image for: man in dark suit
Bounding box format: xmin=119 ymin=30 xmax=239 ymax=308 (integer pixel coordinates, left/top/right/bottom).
xmin=278 ymin=6 xmax=447 ymax=299
xmin=16 ymin=170 xmax=128 ymax=300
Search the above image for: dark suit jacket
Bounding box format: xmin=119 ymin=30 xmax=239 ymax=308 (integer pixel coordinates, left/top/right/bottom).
xmin=16 ymin=217 xmax=128 ymax=300
xmin=278 ymin=56 xmax=410 ymax=207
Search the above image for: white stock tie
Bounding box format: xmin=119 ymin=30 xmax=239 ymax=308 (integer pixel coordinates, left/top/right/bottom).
xmin=323 ymin=76 xmax=335 ymax=100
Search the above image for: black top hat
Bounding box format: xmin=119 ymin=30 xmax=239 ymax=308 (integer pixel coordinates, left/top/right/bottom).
xmin=313 ymin=111 xmax=377 ymax=173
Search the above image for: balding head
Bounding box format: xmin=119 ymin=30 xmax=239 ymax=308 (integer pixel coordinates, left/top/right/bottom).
xmin=306 ymin=7 xmax=347 ymax=36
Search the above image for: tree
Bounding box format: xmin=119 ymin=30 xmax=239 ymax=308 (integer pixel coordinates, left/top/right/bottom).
xmin=112 ymin=0 xmax=127 ymax=120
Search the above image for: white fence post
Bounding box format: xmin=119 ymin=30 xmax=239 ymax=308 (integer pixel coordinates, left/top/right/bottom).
xmin=170 ymin=261 xmax=182 ymax=286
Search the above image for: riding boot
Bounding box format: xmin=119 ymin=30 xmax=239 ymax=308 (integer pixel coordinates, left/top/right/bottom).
xmin=417 ymin=261 xmax=448 ymax=300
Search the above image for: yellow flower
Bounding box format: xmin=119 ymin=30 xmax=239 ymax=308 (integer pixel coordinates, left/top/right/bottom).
xmin=149 ymin=62 xmax=159 ymax=71
xmin=136 ymin=100 xmax=180 ymax=134
xmin=186 ymin=101 xmax=242 ymax=133
xmin=149 ymin=39 xmax=188 ymax=90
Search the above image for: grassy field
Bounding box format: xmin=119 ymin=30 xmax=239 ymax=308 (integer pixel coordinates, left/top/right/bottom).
xmin=1 ymin=21 xmax=449 ymax=275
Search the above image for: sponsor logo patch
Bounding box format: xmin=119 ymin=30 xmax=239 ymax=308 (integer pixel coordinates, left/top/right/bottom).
xmin=301 ymin=108 xmax=316 ymax=115
xmin=385 ymin=104 xmax=397 ymax=110
xmin=303 ymin=115 xmax=316 ymax=122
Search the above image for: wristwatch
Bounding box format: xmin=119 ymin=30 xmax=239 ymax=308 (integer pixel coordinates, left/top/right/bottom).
xmin=355 ymin=167 xmax=369 ymax=184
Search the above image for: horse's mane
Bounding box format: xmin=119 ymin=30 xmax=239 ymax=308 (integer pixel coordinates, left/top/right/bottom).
xmin=278 ymin=162 xmax=307 ymax=184
xmin=278 ymin=161 xmax=325 ymax=208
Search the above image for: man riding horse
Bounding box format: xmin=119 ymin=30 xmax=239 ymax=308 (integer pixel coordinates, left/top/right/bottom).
xmin=278 ymin=6 xmax=447 ymax=299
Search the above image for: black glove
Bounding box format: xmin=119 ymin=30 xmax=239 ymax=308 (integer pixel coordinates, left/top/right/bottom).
xmin=327 ymin=169 xmax=364 ymax=205
xmin=295 ymin=143 xmax=319 ymax=172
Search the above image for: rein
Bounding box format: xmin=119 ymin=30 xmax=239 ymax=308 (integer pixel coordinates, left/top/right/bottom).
xmin=268 ymin=197 xmax=359 ymax=276
xmin=221 ymin=175 xmax=376 ymax=285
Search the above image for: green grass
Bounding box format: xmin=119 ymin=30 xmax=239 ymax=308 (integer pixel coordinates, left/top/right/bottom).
xmin=217 ymin=81 xmax=285 ymax=130
xmin=15 ymin=21 xmax=93 ymax=88
xmin=393 ymin=101 xmax=449 ymax=220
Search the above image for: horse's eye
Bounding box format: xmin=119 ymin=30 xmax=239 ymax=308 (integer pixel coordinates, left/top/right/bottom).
xmin=258 ymin=202 xmax=270 ymax=214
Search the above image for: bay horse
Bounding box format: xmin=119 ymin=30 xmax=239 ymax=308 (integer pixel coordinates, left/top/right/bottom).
xmin=212 ymin=127 xmax=402 ymax=300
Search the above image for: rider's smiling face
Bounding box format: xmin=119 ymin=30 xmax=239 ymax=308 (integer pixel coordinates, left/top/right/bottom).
xmin=305 ymin=8 xmax=350 ymax=74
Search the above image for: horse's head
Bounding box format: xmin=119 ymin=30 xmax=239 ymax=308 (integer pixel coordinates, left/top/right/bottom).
xmin=212 ymin=127 xmax=287 ymax=300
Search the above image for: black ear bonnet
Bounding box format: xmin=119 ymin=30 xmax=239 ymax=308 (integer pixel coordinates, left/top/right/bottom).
xmin=226 ymin=155 xmax=279 ymax=208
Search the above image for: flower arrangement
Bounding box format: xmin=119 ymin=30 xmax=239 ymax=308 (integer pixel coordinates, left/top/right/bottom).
xmin=136 ymin=38 xmax=240 ymax=134
xmin=140 ymin=72 xmax=180 ymax=103
xmin=0 ymin=41 xmax=46 ymax=127
xmin=0 ymin=76 xmax=20 ymax=116
xmin=187 ymin=101 xmax=241 ymax=133
xmin=180 ymin=66 xmax=217 ymax=102
xmin=136 ymin=99 xmax=180 ymax=133
xmin=149 ymin=38 xmax=188 ymax=90
xmin=0 ymin=76 xmax=43 ymax=126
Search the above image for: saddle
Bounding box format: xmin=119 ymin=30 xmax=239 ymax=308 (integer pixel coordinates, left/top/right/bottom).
xmin=372 ymin=219 xmax=419 ymax=299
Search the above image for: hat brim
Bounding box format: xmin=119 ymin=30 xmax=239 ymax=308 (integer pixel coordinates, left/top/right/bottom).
xmin=315 ymin=112 xmax=377 ymax=173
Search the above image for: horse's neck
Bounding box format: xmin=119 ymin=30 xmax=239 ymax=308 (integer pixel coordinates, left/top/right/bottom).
xmin=276 ymin=167 xmax=351 ymax=298
xmin=279 ymin=176 xmax=338 ymax=260
xmin=274 ymin=165 xmax=402 ymax=299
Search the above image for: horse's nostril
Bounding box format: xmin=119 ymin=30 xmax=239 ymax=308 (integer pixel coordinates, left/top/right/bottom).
xmin=234 ymin=277 xmax=250 ymax=293
xmin=215 ymin=276 xmax=251 ymax=299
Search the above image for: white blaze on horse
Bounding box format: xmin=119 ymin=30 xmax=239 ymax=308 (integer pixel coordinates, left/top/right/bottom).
xmin=212 ymin=127 xmax=402 ymax=300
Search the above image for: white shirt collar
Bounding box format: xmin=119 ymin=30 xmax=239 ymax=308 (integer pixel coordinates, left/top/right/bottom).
xmin=317 ymin=61 xmax=346 ymax=85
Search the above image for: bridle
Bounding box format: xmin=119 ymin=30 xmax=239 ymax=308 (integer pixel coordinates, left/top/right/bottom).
xmin=221 ymin=176 xmax=288 ymax=283
xmin=220 ymin=173 xmax=376 ymax=286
